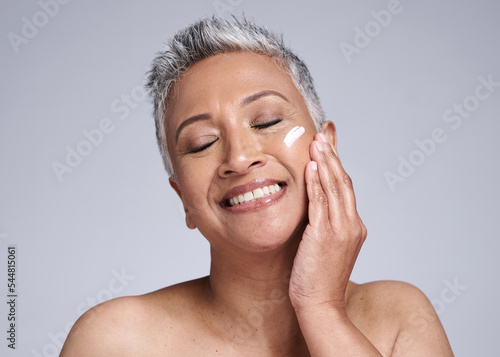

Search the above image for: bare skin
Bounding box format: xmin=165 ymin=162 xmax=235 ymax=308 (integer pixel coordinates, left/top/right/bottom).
xmin=61 ymin=52 xmax=453 ymax=356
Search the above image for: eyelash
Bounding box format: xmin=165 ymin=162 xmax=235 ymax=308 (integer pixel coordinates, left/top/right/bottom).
xmin=251 ymin=118 xmax=283 ymax=130
xmin=188 ymin=119 xmax=283 ymax=154
xmin=189 ymin=139 xmax=218 ymax=154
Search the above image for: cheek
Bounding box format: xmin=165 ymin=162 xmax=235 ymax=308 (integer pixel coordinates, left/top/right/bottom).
xmin=176 ymin=169 xmax=210 ymax=209
xmin=266 ymin=128 xmax=314 ymax=175
xmin=283 ymin=125 xmax=306 ymax=147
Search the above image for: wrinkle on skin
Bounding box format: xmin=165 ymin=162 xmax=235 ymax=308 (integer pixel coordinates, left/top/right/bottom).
xmin=166 ymin=52 xmax=318 ymax=255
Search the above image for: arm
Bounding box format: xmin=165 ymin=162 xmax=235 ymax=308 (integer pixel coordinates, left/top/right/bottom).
xmin=289 ymin=127 xmax=382 ymax=356
xmin=289 ymin=126 xmax=453 ymax=356
xmin=295 ymin=303 xmax=382 ymax=356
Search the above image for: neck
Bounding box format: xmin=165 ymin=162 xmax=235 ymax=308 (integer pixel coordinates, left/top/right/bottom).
xmin=203 ymin=234 xmax=309 ymax=354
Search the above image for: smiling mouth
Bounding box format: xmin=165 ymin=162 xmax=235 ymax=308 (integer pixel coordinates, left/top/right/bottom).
xmin=226 ymin=183 xmax=284 ymax=207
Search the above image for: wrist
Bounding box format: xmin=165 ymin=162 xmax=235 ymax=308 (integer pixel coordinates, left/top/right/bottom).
xmin=293 ymin=299 xmax=383 ymax=356
xmin=294 ymin=300 xmax=347 ymax=321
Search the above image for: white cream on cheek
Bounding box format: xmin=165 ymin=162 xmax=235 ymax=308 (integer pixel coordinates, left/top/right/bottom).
xmin=283 ymin=126 xmax=305 ymax=147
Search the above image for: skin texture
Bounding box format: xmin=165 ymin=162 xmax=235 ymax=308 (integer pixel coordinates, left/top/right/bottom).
xmin=60 ymin=52 xmax=454 ymax=356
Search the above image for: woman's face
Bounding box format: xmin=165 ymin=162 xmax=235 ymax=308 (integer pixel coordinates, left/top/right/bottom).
xmin=166 ymin=51 xmax=319 ymax=252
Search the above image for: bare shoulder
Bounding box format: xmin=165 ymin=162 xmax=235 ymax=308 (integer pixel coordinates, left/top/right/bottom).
xmin=347 ymin=279 xmax=433 ymax=312
xmin=60 ymin=295 xmax=152 ymax=356
xmin=346 ymin=280 xmax=454 ymax=356
xmin=61 ymin=277 xmax=207 ymax=357
xmin=345 ymin=280 xmax=440 ymax=329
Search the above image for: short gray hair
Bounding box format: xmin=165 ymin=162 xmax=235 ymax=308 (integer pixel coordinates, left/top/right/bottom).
xmin=146 ymin=17 xmax=325 ymax=177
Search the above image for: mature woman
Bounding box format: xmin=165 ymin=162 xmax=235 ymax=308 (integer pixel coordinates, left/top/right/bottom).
xmin=61 ymin=18 xmax=453 ymax=356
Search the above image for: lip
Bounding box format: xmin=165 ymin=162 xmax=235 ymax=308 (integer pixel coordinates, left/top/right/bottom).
xmin=219 ymin=178 xmax=287 ymax=212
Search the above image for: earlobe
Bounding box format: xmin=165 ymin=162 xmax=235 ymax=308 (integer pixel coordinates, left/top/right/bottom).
xmin=320 ymin=121 xmax=338 ymax=152
xmin=169 ymin=177 xmax=197 ymax=230
xmin=185 ymin=214 xmax=197 ymax=230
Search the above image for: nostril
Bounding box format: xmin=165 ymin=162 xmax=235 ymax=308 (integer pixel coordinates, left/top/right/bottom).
xmin=218 ymin=148 xmax=267 ymax=177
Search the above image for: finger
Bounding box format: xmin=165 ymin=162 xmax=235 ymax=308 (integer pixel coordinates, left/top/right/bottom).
xmin=311 ymin=137 xmax=347 ymax=222
xmin=314 ymin=133 xmax=359 ymax=219
xmin=305 ymin=160 xmax=329 ymax=229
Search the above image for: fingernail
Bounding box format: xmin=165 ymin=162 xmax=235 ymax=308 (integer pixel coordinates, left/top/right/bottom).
xmin=315 ymin=140 xmax=323 ymax=152
xmin=310 ymin=161 xmax=318 ymax=171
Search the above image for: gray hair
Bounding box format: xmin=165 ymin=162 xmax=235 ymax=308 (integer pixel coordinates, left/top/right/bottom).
xmin=146 ymin=17 xmax=325 ymax=177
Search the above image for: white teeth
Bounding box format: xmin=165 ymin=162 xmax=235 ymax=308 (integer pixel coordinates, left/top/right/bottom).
xmin=253 ymin=188 xmax=264 ymax=199
xmin=228 ymin=184 xmax=282 ymax=207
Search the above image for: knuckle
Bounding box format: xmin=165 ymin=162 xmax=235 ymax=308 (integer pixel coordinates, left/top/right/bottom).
xmin=328 ymin=181 xmax=342 ymax=196
xmin=358 ymin=219 xmax=368 ymax=239
xmin=341 ymin=173 xmax=353 ymax=187
xmin=325 ymin=149 xmax=336 ymax=160
xmin=356 ymin=224 xmax=366 ymax=240
xmin=359 ymin=229 xmax=367 ymax=243
xmin=315 ymin=192 xmax=328 ymax=205
xmin=352 ymin=225 xmax=363 ymax=239
xmin=343 ymin=223 xmax=365 ymax=243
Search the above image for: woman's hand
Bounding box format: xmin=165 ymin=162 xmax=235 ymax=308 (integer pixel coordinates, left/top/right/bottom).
xmin=287 ymin=129 xmax=383 ymax=355
xmin=289 ymin=131 xmax=367 ymax=312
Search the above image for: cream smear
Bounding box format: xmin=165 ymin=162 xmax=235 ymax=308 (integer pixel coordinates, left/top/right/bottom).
xmin=283 ymin=126 xmax=305 ymax=147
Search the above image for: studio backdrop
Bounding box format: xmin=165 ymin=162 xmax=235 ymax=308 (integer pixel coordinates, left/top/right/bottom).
xmin=1 ymin=1 xmax=499 ymax=356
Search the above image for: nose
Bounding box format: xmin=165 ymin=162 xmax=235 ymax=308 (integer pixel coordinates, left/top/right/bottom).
xmin=217 ymin=129 xmax=267 ymax=178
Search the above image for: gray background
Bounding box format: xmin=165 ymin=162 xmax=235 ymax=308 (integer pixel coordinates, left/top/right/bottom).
xmin=1 ymin=0 xmax=499 ymax=356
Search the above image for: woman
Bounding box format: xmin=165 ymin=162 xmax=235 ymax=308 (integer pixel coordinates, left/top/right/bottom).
xmin=61 ymin=17 xmax=453 ymax=356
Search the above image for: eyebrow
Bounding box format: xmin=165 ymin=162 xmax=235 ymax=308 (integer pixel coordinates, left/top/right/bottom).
xmin=240 ymin=90 xmax=290 ymax=107
xmin=175 ymin=90 xmax=289 ymax=142
xmin=175 ymin=113 xmax=212 ymax=142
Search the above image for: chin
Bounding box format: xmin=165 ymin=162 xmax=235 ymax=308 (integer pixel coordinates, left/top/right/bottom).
xmin=232 ymin=217 xmax=307 ymax=254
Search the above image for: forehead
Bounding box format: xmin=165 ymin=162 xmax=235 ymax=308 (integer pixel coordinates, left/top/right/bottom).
xmin=164 ymin=52 xmax=307 ymax=130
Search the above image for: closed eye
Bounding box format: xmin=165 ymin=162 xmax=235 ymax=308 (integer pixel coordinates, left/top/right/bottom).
xmin=188 ymin=139 xmax=218 ymax=154
xmin=187 ymin=118 xmax=281 ymax=154
xmin=251 ymin=118 xmax=283 ymax=130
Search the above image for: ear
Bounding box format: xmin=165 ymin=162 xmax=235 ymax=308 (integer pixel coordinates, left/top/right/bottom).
xmin=169 ymin=177 xmax=197 ymax=230
xmin=320 ymin=121 xmax=338 ymax=155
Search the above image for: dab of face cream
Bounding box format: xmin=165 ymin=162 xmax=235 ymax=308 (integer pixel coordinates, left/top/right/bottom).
xmin=284 ymin=126 xmax=305 ymax=147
